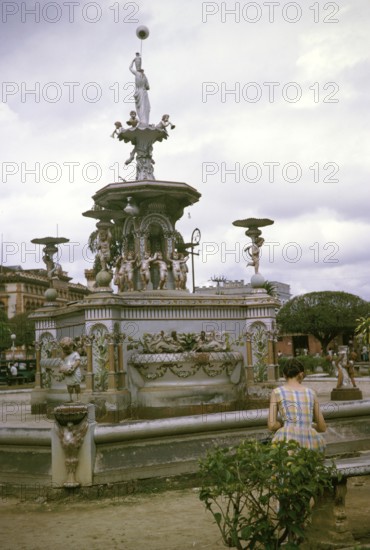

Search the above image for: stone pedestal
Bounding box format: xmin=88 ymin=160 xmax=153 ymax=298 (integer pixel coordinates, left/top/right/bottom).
xmin=331 ymin=387 xmax=363 ymax=401
xmin=302 ymin=479 xmax=355 ymax=549
xmin=52 ymin=403 xmax=96 ymax=487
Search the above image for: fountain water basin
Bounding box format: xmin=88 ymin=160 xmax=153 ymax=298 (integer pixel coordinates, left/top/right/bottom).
xmin=129 ymin=351 xmax=245 ymax=418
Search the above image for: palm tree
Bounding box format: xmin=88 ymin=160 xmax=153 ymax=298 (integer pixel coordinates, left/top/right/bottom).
xmin=355 ymin=316 xmax=370 ymax=356
xmin=262 ymin=280 xmax=278 ymax=298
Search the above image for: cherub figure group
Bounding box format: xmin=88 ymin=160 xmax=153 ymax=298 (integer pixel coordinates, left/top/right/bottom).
xmin=113 ymin=250 xmax=188 ymax=291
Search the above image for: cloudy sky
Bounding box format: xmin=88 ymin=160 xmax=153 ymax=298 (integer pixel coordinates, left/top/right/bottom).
xmin=1 ymin=0 xmax=369 ymax=299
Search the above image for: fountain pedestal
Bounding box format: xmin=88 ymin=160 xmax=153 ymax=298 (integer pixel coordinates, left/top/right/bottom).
xmin=331 ymin=387 xmax=363 ymax=401
xmin=52 ymin=403 xmax=96 ymax=488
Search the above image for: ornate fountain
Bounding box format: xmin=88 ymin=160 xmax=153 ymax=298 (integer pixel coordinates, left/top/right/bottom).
xmin=30 ymin=27 xmax=280 ymax=423
xmin=83 ymin=25 xmax=200 ymax=293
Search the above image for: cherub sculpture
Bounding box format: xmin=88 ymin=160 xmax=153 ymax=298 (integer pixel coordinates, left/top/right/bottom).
xmin=59 ymin=337 xmax=82 ymax=402
xmin=156 ymin=114 xmax=175 ymax=131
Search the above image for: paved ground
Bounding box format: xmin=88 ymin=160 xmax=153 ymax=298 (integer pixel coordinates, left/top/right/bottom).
xmin=1 ymin=385 xmax=370 ymax=549
xmin=0 ymin=479 xmax=369 ymax=549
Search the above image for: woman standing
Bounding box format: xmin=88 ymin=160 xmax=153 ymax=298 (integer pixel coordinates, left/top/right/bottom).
xmin=268 ymin=359 xmax=326 ymax=452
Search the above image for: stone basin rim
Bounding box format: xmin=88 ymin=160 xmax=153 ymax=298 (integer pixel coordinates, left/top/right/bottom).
xmin=129 ymin=351 xmax=244 ymax=363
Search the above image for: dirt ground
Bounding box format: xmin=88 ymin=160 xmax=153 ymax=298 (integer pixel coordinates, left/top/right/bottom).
xmin=0 ymin=477 xmax=370 ymax=550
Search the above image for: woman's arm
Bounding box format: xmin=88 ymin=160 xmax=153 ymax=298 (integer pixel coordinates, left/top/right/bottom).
xmin=268 ymin=391 xmax=282 ymax=432
xmin=313 ymin=398 xmax=327 ymax=433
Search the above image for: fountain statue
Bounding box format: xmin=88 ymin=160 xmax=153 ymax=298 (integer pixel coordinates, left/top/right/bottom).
xmin=31 ymin=236 xmax=70 ymax=304
xmin=110 ymin=25 xmax=174 ymax=181
xmin=232 ymin=218 xmax=274 ymax=288
xmin=59 ymin=337 xmax=82 ymax=402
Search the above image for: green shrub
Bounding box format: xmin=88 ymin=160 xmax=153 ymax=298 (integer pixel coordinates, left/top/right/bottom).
xmin=199 ymin=439 xmax=335 ymax=549
xmin=278 ymin=355 xmax=332 ymax=377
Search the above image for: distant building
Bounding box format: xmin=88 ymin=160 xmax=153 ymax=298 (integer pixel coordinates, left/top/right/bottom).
xmin=0 ymin=265 xmax=89 ymax=319
xmin=195 ymin=279 xmax=291 ymax=305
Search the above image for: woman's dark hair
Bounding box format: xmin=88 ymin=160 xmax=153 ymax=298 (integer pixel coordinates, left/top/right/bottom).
xmin=283 ymin=358 xmax=304 ymax=379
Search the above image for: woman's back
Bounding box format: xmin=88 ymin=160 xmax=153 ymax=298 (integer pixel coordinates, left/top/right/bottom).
xmin=271 ymin=386 xmax=325 ymax=452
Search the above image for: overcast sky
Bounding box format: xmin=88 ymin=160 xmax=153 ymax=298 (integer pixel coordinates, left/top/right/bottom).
xmin=1 ymin=0 xmax=369 ymax=299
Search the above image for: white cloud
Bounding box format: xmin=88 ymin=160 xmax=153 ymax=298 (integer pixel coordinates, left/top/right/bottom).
xmin=1 ymin=0 xmax=369 ymax=299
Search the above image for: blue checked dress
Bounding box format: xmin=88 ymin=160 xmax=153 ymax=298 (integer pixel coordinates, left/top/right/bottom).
xmin=271 ymin=386 xmax=326 ymax=452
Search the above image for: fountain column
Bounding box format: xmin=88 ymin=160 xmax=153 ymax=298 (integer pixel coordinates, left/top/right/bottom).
xmin=267 ymin=330 xmax=278 ymax=381
xmin=84 ymin=337 xmax=94 ymax=392
xmin=245 ymin=331 xmax=254 ymax=383
xmin=107 ymin=334 xmax=117 ymax=392
xmin=117 ymin=337 xmax=126 ymax=389
xmin=35 ymin=342 xmax=42 ymax=388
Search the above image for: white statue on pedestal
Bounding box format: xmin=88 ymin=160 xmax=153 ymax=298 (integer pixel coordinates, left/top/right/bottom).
xmin=129 ymin=54 xmax=150 ymax=127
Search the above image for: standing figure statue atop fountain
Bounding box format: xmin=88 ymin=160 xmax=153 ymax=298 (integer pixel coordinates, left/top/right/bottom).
xmin=129 ymin=53 xmax=150 ymax=127
xmin=111 ymin=26 xmax=175 ymax=182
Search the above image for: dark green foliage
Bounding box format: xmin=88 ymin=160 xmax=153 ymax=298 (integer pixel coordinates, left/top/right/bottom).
xmin=199 ymin=439 xmax=335 ymax=549
xmin=277 ymin=291 xmax=370 ymax=353
xmin=262 ymin=281 xmax=278 ymax=298
xmin=0 ymin=308 xmax=11 ymax=352
xmin=9 ymin=312 xmax=35 ymax=351
xmin=355 ymin=316 xmax=370 ymax=348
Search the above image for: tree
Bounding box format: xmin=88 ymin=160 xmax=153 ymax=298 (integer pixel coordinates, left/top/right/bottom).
xmin=355 ymin=316 xmax=370 ymax=348
xmin=0 ymin=308 xmax=11 ymax=356
xmin=277 ymin=291 xmax=370 ymax=354
xmin=262 ymin=280 xmax=278 ymax=297
xmin=9 ymin=312 xmax=36 ymax=355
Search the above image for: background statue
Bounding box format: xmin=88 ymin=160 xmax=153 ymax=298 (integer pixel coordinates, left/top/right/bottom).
xmin=153 ymin=252 xmax=169 ymax=290
xmin=139 ymin=252 xmax=157 ymax=290
xmin=42 ymin=244 xmax=63 ymax=281
xmin=145 ymin=331 xmax=182 ymax=353
xmin=59 ymin=337 xmax=82 ymax=401
xmin=55 ymin=414 xmax=88 ymax=488
xmin=169 ymin=251 xmax=188 ymax=290
xmin=110 ymin=121 xmax=123 ymax=138
xmin=335 ymin=351 xmax=357 ymax=389
xmin=193 ymin=331 xmax=227 ymax=352
xmin=126 ymin=110 xmax=139 ymax=128
xmin=114 ymin=252 xmax=136 ymax=292
xmin=129 ymin=54 xmax=150 ymax=126
xmin=245 ymin=236 xmax=264 ymax=274
xmin=179 ymin=253 xmax=189 ymax=290
xmin=97 ymin=226 xmax=112 ymax=271
xmin=156 ymin=114 xmax=175 ymax=131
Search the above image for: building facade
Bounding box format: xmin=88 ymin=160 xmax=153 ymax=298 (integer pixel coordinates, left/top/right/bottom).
xmin=195 ymin=279 xmax=291 ymax=304
xmin=0 ymin=265 xmax=89 ymax=319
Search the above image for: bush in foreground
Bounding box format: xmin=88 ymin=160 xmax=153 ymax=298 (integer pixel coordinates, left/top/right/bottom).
xmin=199 ymin=439 xmax=335 ymax=549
